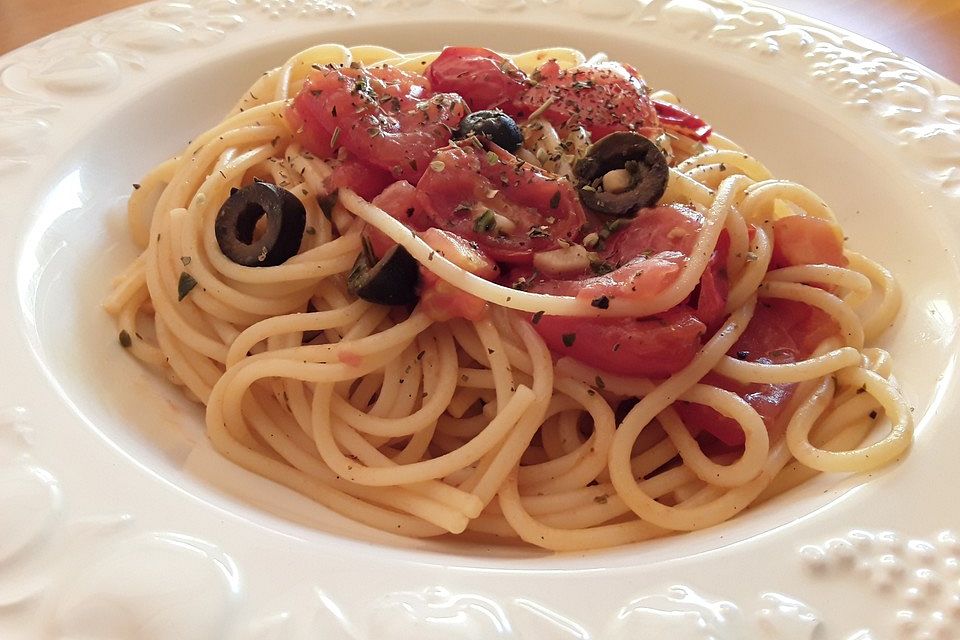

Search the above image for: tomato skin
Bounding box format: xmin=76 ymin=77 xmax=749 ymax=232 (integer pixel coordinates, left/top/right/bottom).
xmin=415 ymin=143 xmax=586 ymax=264
xmin=425 ymin=47 xmax=529 ymax=113
xmin=771 ymin=214 xmax=847 ymax=268
xmin=533 ymin=308 xmax=706 ymax=378
xmin=291 ymin=65 xmax=467 ymax=183
xmin=521 ymin=60 xmax=661 ymax=140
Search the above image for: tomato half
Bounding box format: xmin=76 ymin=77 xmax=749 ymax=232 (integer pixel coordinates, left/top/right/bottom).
xmin=676 ymin=298 xmax=840 ymax=446
xmin=521 ymin=60 xmax=661 ymax=140
xmin=291 ymin=64 xmax=467 ymax=183
xmin=771 ymin=214 xmax=847 ymax=268
xmin=425 ymin=46 xmax=529 ymax=113
xmin=533 ymin=307 xmax=706 ymax=378
xmin=415 ymin=142 xmax=586 ymax=264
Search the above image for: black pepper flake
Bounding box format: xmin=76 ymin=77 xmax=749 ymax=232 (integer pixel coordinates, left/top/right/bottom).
xmin=590 ymin=260 xmax=614 ymax=276
xmin=178 ymin=272 xmax=198 ymax=301
xmin=591 ymin=295 xmax=610 ymax=309
xmin=416 ymin=350 xmax=426 ymax=360
xmin=532 ymin=310 xmax=545 ymax=324
xmin=305 ymin=226 xmax=316 ymax=235
xmin=736 ymin=350 xmax=749 ymax=360
xmin=118 ymin=330 xmax=132 ymax=348
xmin=595 ymin=376 xmax=605 ymax=390
xmin=549 ymin=190 xmax=561 ymax=209
xmin=869 ymin=410 xmax=878 ymax=419
xmin=593 ymin=494 xmax=608 ymax=505
xmin=132 ymin=183 xmax=141 ymax=190
xmin=180 ymin=256 xmax=192 ymax=266
xmin=561 ymin=333 xmax=577 ymax=347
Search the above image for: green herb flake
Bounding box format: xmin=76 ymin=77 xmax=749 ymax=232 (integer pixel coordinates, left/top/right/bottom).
xmin=118 ymin=330 xmax=133 ymax=348
xmin=305 ymin=226 xmax=316 ymax=235
xmin=595 ymin=375 xmax=606 ymax=390
xmin=178 ymin=272 xmax=198 ymax=301
xmin=485 ymin=151 xmax=499 ymax=166
xmin=330 ymin=126 xmax=341 ymax=148
xmin=473 ymin=209 xmax=497 ymax=233
xmin=561 ymin=333 xmax=577 ymax=347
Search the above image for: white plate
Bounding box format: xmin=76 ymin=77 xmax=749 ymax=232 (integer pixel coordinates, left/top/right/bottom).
xmin=3 ymin=1 xmax=960 ymax=638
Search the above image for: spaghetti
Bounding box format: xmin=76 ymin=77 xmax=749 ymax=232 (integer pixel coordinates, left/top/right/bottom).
xmin=104 ymin=45 xmax=911 ymax=550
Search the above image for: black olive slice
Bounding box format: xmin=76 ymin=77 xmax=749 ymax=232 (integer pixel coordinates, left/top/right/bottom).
xmin=214 ymin=181 xmax=306 ymax=267
xmin=453 ymin=110 xmax=524 ymax=152
xmin=348 ymin=240 xmax=420 ymax=306
xmin=574 ymin=132 xmax=669 ymax=216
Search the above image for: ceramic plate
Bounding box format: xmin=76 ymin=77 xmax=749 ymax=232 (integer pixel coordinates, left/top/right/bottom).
xmin=3 ymin=1 xmax=960 ymax=638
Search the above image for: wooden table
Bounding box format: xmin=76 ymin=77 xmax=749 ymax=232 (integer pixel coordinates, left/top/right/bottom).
xmin=1 ymin=0 xmax=958 ymax=82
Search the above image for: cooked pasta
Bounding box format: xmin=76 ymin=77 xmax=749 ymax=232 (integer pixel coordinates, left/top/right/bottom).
xmin=104 ymin=44 xmax=911 ymax=551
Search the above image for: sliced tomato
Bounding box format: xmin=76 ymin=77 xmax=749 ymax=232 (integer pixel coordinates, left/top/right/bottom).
xmin=677 ymin=376 xmax=795 ymax=447
xmin=526 ymin=204 xmax=704 ymax=302
xmin=415 ymin=142 xmax=586 ymax=264
xmin=421 ymin=228 xmax=499 ymax=279
xmin=425 ymin=46 xmax=529 ymax=113
xmin=675 ymin=298 xmax=839 ymax=446
xmin=418 ymin=228 xmax=497 ymax=321
xmin=530 ymin=255 xmax=685 ymax=303
xmin=364 ymin=180 xmax=426 ymax=256
xmin=290 ymin=64 xmax=467 ymax=183
xmin=520 ymin=60 xmax=661 ymax=140
xmin=601 ymin=204 xmax=702 ymax=264
xmin=692 ymin=230 xmax=730 ymax=331
xmin=532 ymin=307 xmax=706 ymax=378
xmin=771 ymin=214 xmax=847 ymax=268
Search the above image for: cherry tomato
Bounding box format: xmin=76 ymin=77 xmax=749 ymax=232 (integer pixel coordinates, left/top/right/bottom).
xmin=415 ymin=142 xmax=586 ymax=264
xmin=418 ymin=228 xmax=498 ymax=321
xmin=425 ymin=46 xmax=529 ymax=113
xmin=676 ymin=298 xmax=839 ymax=446
xmin=521 ymin=60 xmax=661 ymax=140
xmin=533 ymin=307 xmax=707 ymax=378
xmin=771 ymin=214 xmax=847 ymax=268
xmin=291 ymin=64 xmax=467 ymax=183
